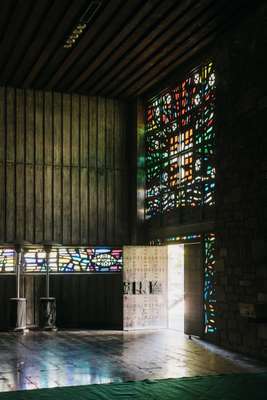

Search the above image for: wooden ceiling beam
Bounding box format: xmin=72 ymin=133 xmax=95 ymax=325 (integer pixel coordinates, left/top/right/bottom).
xmin=121 ymin=1 xmax=246 ymax=97
xmin=0 ymin=0 xmax=254 ymax=97
xmin=12 ymin=0 xmax=71 ymax=87
xmin=102 ymin=0 xmax=221 ymax=97
xmin=85 ymin=0 xmax=199 ymax=94
xmin=44 ymin=0 xmax=123 ymax=89
xmin=1 ymin=1 xmax=51 ymax=84
xmin=0 ymin=0 xmax=34 ymax=80
xmin=0 ymin=0 xmax=16 ymax=41
xmin=23 ymin=0 xmax=88 ymax=88
xmin=56 ymin=0 xmax=144 ymax=92
xmin=69 ymin=0 xmax=176 ymax=92
xmin=126 ymin=34 xmax=216 ymax=98
xmin=115 ymin=28 xmax=217 ymax=97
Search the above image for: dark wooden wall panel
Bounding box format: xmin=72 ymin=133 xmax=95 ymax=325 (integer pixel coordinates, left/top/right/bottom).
xmin=0 ymin=274 xmax=122 ymax=329
xmin=80 ymin=168 xmax=88 ymax=244
xmin=0 ymin=87 xmax=129 ymax=245
xmin=0 ymin=88 xmax=4 ymax=165
xmin=80 ymin=96 xmax=88 ymax=167
xmin=21 ymin=275 xmax=46 ymax=327
xmin=0 ymin=85 xmax=127 ymax=328
xmin=57 ymin=273 xmax=123 ymax=329
xmin=16 ymin=164 xmax=24 ymax=241
xmin=89 ymin=170 xmax=98 ymax=244
xmin=25 ymin=165 xmax=34 ymax=242
xmin=6 ymin=165 xmax=15 ymax=242
xmin=0 ymin=165 xmax=4 ymax=241
xmin=0 ymin=88 xmax=4 ymax=241
xmin=53 ymin=166 xmax=62 ymax=243
xmin=47 ymin=274 xmax=123 ymax=329
xmin=44 ymin=165 xmax=53 ymax=241
xmin=25 ymin=90 xmax=34 ymax=164
xmin=35 ymin=165 xmax=43 ymax=242
xmin=0 ymin=276 xmax=16 ymax=330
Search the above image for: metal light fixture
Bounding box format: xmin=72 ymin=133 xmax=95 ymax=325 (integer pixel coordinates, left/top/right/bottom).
xmin=64 ymin=1 xmax=102 ymax=49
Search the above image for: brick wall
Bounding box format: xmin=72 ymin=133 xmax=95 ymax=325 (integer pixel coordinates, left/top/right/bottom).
xmin=215 ymin=2 xmax=267 ymax=359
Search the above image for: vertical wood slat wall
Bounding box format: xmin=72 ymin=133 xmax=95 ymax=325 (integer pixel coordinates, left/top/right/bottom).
xmin=0 ymin=275 xmax=123 ymax=330
xmin=0 ymin=87 xmax=128 ymax=245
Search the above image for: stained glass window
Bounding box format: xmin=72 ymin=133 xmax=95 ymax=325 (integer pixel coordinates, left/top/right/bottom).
xmin=203 ymin=233 xmax=216 ymax=334
xmin=22 ymin=249 xmax=58 ymax=272
xmin=149 ymin=234 xmax=201 ymax=245
xmin=48 ymin=250 xmax=59 ymax=272
xmin=21 ymin=247 xmax=123 ymax=273
xmin=0 ymin=249 xmax=16 ymax=273
xmin=166 ymin=234 xmax=201 ymax=243
xmin=145 ymin=62 xmax=215 ymax=219
xmin=57 ymin=248 xmax=123 ymax=273
xmin=23 ymin=248 xmax=47 ymax=272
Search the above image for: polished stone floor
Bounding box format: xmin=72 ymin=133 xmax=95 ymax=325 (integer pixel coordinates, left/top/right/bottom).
xmin=0 ymin=330 xmax=266 ymax=392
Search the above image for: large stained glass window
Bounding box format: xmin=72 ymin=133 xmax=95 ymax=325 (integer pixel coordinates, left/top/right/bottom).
xmin=0 ymin=249 xmax=16 ymax=273
xmin=22 ymin=247 xmax=123 ymax=273
xmin=203 ymin=233 xmax=216 ymax=334
xmin=145 ymin=62 xmax=215 ymax=219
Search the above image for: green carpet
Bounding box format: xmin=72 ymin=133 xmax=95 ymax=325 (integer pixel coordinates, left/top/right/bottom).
xmin=0 ymin=373 xmax=267 ymax=400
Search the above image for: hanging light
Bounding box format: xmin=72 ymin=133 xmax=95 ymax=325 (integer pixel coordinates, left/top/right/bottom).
xmin=63 ymin=1 xmax=102 ymax=49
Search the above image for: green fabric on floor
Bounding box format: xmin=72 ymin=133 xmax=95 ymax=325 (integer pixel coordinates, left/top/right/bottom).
xmin=0 ymin=373 xmax=267 ymax=400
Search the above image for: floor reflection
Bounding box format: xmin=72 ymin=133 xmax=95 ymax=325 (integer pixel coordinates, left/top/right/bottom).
xmin=0 ymin=330 xmax=266 ymax=392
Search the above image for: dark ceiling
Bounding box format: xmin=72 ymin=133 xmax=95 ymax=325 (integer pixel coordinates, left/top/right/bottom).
xmin=0 ymin=0 xmax=253 ymax=98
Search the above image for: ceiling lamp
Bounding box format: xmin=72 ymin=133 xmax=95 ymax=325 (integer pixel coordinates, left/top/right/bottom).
xmin=64 ymin=1 xmax=102 ymax=49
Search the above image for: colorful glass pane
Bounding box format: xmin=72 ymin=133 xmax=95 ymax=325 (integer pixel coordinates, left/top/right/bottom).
xmin=166 ymin=234 xmax=201 ymax=243
xmin=0 ymin=249 xmax=16 ymax=272
xmin=48 ymin=250 xmax=58 ymax=272
xmin=145 ymin=62 xmax=215 ymax=218
xmin=22 ymin=247 xmax=123 ymax=273
xmin=149 ymin=234 xmax=201 ymax=245
xmin=203 ymin=233 xmax=216 ymax=334
xmin=23 ymin=249 xmax=47 ymax=272
xmin=57 ymin=248 xmax=123 ymax=273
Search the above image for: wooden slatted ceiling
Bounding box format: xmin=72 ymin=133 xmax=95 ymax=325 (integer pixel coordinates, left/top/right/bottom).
xmin=0 ymin=0 xmax=255 ymax=98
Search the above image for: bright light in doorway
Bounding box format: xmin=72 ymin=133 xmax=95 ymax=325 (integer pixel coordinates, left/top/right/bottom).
xmin=168 ymin=245 xmax=184 ymax=332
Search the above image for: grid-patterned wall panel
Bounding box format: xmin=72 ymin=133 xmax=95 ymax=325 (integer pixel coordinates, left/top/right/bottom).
xmin=0 ymin=88 xmax=128 ymax=245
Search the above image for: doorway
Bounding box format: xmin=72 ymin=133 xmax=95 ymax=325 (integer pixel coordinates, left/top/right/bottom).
xmin=167 ymin=244 xmax=184 ymax=332
xmin=123 ymin=243 xmax=204 ymax=336
xmin=167 ymin=242 xmax=203 ymax=337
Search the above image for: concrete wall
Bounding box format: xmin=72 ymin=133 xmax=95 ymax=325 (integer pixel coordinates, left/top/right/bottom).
xmin=215 ymin=2 xmax=267 ymax=359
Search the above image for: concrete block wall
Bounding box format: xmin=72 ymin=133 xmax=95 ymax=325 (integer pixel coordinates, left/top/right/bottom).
xmin=215 ymin=2 xmax=267 ymax=360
